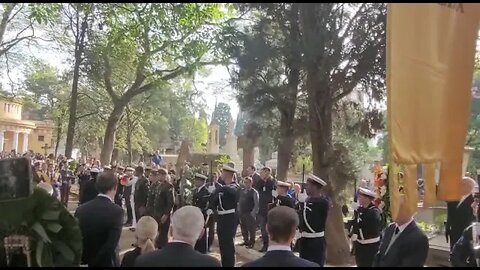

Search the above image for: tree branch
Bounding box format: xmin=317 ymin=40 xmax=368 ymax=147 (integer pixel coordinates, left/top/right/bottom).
xmin=102 ymin=53 xmax=119 ymax=103
xmin=75 ymin=111 xmax=98 ymax=120
xmin=0 ymin=3 xmax=16 ymax=45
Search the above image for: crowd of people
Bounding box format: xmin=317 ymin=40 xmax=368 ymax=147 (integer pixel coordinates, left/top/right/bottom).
xmin=27 ymin=154 xmax=479 ymax=267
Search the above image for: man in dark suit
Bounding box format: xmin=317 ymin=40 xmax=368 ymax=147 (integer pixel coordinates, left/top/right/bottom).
xmin=75 ymin=171 xmax=124 ymax=267
xmin=255 ymin=167 xmax=277 ymax=253
xmin=246 ymin=165 xmax=262 ymax=188
xmin=373 ymin=195 xmax=429 ymax=267
xmin=134 ymin=206 xmax=221 ymax=267
xmin=446 ymin=177 xmax=475 ymax=250
xmin=242 ymin=206 xmax=318 ymax=267
xmin=450 ymin=197 xmax=479 ymax=267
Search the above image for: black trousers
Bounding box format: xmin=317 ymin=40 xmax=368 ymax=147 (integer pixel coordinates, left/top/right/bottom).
xmin=60 ymin=182 xmax=70 ymax=206
xmin=124 ymin=196 xmax=133 ymax=223
xmin=208 ymin=215 xmax=216 ymax=250
xmin=134 ymin=205 xmax=146 ymax=224
xmin=257 ymin=214 xmax=268 ymax=247
xmin=217 ymin=213 xmax=236 ymax=267
xmin=354 ymin=241 xmax=380 ymax=267
xmin=195 ymin=226 xmax=208 ymax=254
xmin=240 ymin=213 xmax=256 ymax=245
xmin=299 ymin=237 xmax=326 ymax=267
xmin=155 ymin=216 xmax=170 ymax=249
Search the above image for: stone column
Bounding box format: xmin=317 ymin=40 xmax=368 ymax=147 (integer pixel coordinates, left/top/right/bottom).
xmin=12 ymin=131 xmax=18 ymax=153
xmin=22 ymin=133 xmax=28 ymax=153
xmin=0 ymin=131 xmax=4 ymax=152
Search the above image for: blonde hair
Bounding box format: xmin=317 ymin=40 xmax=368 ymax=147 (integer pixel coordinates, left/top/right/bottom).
xmin=136 ymin=216 xmax=158 ymax=254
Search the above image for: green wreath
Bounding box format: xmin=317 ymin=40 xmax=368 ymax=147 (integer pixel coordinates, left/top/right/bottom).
xmin=0 ymin=188 xmax=82 ymax=267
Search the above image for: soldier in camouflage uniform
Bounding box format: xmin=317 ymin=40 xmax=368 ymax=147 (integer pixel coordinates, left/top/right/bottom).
xmin=153 ymin=168 xmax=175 ymax=249
xmin=146 ymin=168 xmax=160 ymax=217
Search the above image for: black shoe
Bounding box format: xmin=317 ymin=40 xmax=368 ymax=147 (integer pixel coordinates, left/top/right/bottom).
xmin=246 ymin=243 xmax=254 ymax=249
xmin=124 ymin=222 xmax=132 ymax=227
xmin=258 ymin=246 xmax=267 ymax=253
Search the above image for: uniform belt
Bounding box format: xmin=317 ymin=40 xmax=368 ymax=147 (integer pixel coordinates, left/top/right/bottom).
xmin=356 ymin=236 xmax=380 ymax=244
xmin=301 ymin=231 xmax=324 ymax=238
xmin=217 ymin=209 xmax=235 ymax=215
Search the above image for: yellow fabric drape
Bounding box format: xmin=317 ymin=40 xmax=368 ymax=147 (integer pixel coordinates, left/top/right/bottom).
xmin=387 ymin=3 xmax=480 ymax=218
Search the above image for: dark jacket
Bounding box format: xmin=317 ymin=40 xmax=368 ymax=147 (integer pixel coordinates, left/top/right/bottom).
xmin=134 ymin=242 xmax=221 ymax=267
xmin=373 ymin=221 xmax=429 ymax=267
xmin=446 ymin=194 xmax=474 ymax=249
xmin=255 ymin=177 xmax=276 ymax=216
xmin=242 ymin=250 xmax=319 ymax=267
xmin=450 ymin=224 xmax=478 ymax=267
xmin=153 ymin=181 xmax=175 ymax=219
xmin=134 ymin=176 xmax=149 ymax=207
xmin=251 ymin=173 xmax=262 ymax=188
xmin=79 ymin=177 xmax=98 ymax=205
xmin=74 ymin=196 xmax=123 ymax=267
xmin=120 ymin=247 xmax=141 ymax=267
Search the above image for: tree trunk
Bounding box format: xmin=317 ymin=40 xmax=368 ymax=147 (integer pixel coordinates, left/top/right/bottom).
xmin=111 ymin=148 xmax=119 ymax=165
xmin=65 ymin=12 xmax=88 ymax=159
xmin=242 ymin=122 xmax=261 ymax=176
xmin=100 ymin=103 xmax=126 ymax=165
xmin=307 ymin=74 xmax=352 ymax=265
xmin=276 ymin=111 xmax=295 ymax=181
xmin=54 ymin=117 xmax=62 ymax=159
xmin=126 ymin=109 xmax=133 ymax=165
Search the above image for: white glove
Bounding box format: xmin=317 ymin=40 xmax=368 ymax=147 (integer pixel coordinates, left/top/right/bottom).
xmin=207 ymin=185 xmax=216 ymax=193
xmin=295 ymin=230 xmax=301 ymax=240
xmin=206 ymin=209 xmax=213 ymax=215
xmin=298 ymin=193 xmax=307 ymax=203
xmin=351 ymin=234 xmax=358 ymax=241
xmin=272 ymin=190 xmax=278 ymax=198
xmin=351 ymin=202 xmax=359 ymax=211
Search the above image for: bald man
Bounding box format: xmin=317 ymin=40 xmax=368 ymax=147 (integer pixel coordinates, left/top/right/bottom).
xmin=446 ymin=177 xmax=476 ymax=250
xmin=135 ymin=206 xmax=221 ymax=267
xmin=373 ymin=195 xmax=429 ymax=267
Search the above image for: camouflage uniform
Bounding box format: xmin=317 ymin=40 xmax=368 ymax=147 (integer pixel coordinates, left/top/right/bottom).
xmin=153 ymin=181 xmax=175 ymax=248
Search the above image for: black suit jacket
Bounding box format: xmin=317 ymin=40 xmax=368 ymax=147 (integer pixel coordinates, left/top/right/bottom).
xmin=373 ymin=221 xmax=429 ymax=267
xmin=79 ymin=178 xmax=98 ymax=205
xmin=446 ymin=194 xmax=474 ymax=248
xmin=242 ymin=250 xmax=319 ymax=267
xmin=74 ymin=196 xmax=123 ymax=267
xmin=134 ymin=242 xmax=221 ymax=267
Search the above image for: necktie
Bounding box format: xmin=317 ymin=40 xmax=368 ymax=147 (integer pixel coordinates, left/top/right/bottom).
xmin=385 ymin=226 xmax=400 ymax=254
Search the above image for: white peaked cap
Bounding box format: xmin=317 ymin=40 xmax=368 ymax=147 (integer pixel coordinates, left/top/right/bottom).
xmin=358 ymin=187 xmax=377 ymax=198
xmin=126 ymin=167 xmax=135 ymax=171
xmin=276 ymin=181 xmax=291 ymax=188
xmin=103 ymin=165 xmax=112 ymax=170
xmin=222 ymin=165 xmax=237 ymax=173
xmin=307 ymin=174 xmax=327 ymax=186
xmin=195 ymin=173 xmax=208 ymax=180
xmin=91 ymin=168 xmax=100 ymax=173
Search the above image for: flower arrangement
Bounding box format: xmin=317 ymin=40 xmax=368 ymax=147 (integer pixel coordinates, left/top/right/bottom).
xmin=0 ymin=188 xmax=82 ymax=267
xmin=373 ymin=162 xmax=392 ymax=225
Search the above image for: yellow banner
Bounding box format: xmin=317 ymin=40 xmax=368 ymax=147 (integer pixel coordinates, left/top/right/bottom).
xmin=387 ymin=3 xmax=480 ymax=216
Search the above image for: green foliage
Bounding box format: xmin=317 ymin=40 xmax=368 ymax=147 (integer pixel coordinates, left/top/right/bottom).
xmin=211 ymin=102 xmax=233 ymax=146
xmin=215 ymin=154 xmax=231 ymax=170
